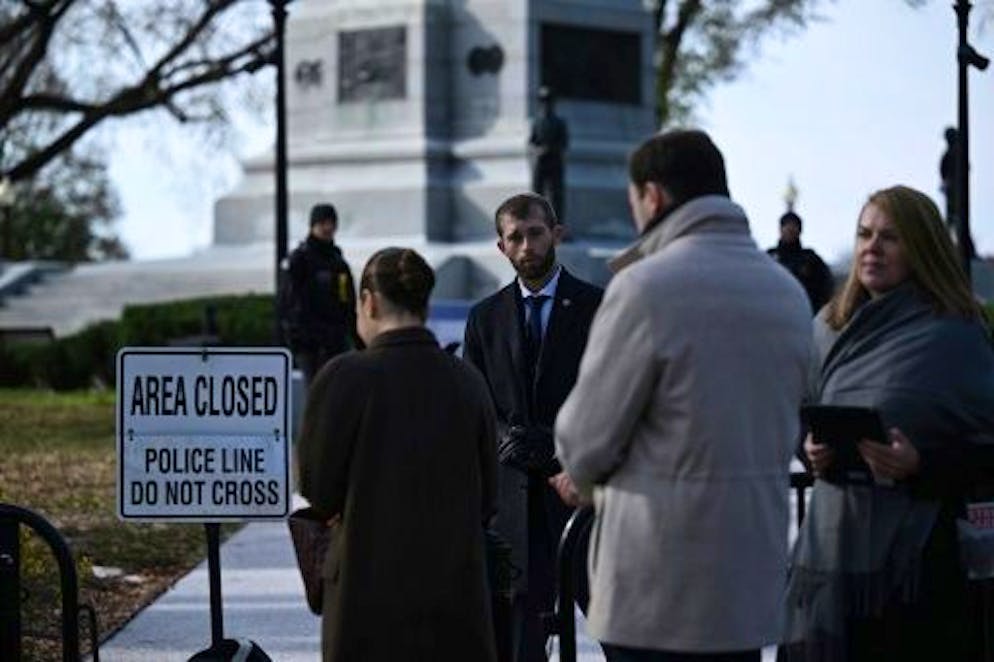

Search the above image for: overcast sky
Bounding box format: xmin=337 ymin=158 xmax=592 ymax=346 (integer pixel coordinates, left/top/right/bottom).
xmin=110 ymin=0 xmax=993 ymax=265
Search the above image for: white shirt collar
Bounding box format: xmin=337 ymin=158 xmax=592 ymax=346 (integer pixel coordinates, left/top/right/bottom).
xmin=517 ymin=264 xmax=562 ymax=300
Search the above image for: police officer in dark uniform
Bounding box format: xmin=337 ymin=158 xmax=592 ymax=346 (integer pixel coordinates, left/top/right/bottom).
xmin=528 ymin=87 xmax=569 ymax=221
xmin=281 ymin=203 xmax=361 ymax=383
xmin=767 ymin=211 xmax=834 ymax=314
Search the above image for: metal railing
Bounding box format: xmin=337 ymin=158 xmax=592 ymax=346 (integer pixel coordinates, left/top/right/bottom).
xmin=548 ymin=471 xmax=815 ymax=662
xmin=0 ymin=503 xmax=99 ymax=662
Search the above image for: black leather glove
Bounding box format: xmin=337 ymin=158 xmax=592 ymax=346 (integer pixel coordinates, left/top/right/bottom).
xmin=498 ymin=425 xmax=530 ymax=470
xmin=498 ymin=425 xmax=560 ymax=476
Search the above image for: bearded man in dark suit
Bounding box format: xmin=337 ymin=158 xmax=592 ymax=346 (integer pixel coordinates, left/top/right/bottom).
xmin=463 ymin=193 xmax=602 ymax=662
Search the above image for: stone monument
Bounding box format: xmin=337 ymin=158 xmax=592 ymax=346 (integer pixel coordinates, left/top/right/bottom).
xmin=214 ymin=0 xmax=655 ymax=249
xmin=0 ymin=0 xmax=656 ymax=340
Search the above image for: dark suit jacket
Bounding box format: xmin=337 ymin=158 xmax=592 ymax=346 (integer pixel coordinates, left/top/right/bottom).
xmin=463 ymin=268 xmax=602 ymax=593
xmin=298 ymin=327 xmax=498 ymax=662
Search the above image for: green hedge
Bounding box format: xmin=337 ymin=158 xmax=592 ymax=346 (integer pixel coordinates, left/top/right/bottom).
xmin=118 ymin=294 xmax=274 ymax=347
xmin=2 ymin=294 xmax=990 ymax=391
xmin=0 ymin=294 xmax=276 ymax=390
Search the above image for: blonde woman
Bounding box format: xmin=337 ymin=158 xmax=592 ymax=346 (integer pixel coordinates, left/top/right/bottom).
xmin=783 ymin=186 xmax=994 ymax=661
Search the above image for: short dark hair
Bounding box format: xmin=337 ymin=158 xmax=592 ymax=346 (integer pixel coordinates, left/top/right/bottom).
xmin=628 ymin=130 xmax=729 ymax=205
xmin=359 ymin=248 xmax=435 ymax=321
xmin=493 ymin=193 xmax=557 ymax=236
xmin=309 ymin=203 xmax=338 ymax=226
xmin=780 ymin=211 xmax=802 ymax=230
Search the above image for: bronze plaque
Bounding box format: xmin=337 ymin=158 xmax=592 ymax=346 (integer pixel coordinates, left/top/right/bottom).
xmin=338 ymin=26 xmax=407 ymax=102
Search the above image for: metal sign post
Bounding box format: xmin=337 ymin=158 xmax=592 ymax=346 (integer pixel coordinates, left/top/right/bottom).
xmin=116 ymin=347 xmax=292 ymax=661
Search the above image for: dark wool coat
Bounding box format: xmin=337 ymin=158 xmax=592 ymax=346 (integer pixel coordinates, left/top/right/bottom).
xmin=462 ymin=268 xmax=602 ymax=593
xmin=297 ymin=327 xmax=498 ymax=662
xmin=283 ymin=236 xmax=360 ymax=353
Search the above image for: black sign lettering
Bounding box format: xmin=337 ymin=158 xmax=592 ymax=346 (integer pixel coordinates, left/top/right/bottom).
xmin=165 ymin=480 xmax=206 ymax=506
xmin=144 ymin=447 xmax=216 ymax=474
xmin=131 ymin=376 xmax=145 ymax=415
xmin=131 ymin=481 xmax=158 ymax=505
xmin=195 ymin=375 xmax=209 ymax=416
xmin=130 ymin=375 xmax=189 ymax=416
xmin=192 ymin=375 xmax=280 ymax=417
xmin=221 ymin=447 xmax=266 ymax=473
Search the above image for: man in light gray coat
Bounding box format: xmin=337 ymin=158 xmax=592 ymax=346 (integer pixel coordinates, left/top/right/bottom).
xmin=553 ymin=130 xmax=812 ymax=661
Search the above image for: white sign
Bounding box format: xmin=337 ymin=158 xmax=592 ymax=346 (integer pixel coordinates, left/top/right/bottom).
xmin=116 ymin=348 xmax=292 ymax=521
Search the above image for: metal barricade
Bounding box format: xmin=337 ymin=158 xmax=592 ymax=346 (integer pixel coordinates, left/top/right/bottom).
xmin=547 ymin=506 xmax=595 ymax=662
xmin=790 ymin=471 xmax=814 ymax=528
xmin=549 ymin=472 xmax=814 ymax=662
xmin=0 ymin=503 xmax=99 ymax=662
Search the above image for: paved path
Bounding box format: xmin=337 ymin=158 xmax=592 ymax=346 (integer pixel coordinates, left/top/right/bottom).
xmin=98 ymin=485 xmax=793 ymax=660
xmin=98 ymin=519 xmax=320 ymax=661
xmin=98 ymin=504 xmax=606 ymax=661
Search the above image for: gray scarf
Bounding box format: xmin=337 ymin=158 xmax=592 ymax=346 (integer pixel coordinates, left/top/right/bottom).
xmin=783 ymin=282 xmax=994 ymax=648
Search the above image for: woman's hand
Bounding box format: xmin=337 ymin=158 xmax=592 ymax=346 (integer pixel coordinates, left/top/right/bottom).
xmin=804 ymin=432 xmax=835 ymax=477
xmin=858 ymin=427 xmax=920 ymax=482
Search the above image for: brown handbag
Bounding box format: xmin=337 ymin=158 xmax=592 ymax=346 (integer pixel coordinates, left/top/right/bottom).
xmin=287 ymin=506 xmax=333 ymax=615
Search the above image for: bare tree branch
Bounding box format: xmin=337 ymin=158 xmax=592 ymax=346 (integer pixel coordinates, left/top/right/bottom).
xmin=0 ymin=0 xmax=75 ymax=126
xmin=0 ymin=0 xmax=273 ymax=182
xmin=650 ymin=0 xmax=833 ymax=127
xmin=8 ymin=30 xmax=272 ymax=181
xmin=16 ymin=93 xmax=97 ymax=113
xmin=102 ymin=0 xmax=150 ymax=70
xmin=146 ymin=0 xmax=237 ymax=80
xmin=656 ymin=0 xmax=704 ymax=125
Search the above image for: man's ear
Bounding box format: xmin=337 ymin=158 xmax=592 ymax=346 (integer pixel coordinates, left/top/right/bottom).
xmin=647 ymin=182 xmax=673 ymax=217
xmin=552 ymin=223 xmax=565 ymax=245
xmin=496 ymin=237 xmax=505 ymax=254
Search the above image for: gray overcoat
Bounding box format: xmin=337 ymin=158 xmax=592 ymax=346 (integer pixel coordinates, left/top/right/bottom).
xmin=556 ymin=196 xmax=813 ymax=652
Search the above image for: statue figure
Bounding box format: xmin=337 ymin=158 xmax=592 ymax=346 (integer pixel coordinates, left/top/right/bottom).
xmin=528 ymin=87 xmax=569 ymax=220
xmin=939 ymin=126 xmax=959 ymax=229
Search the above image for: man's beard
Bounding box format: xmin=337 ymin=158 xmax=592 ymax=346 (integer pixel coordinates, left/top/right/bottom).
xmin=513 ymin=245 xmax=557 ymax=281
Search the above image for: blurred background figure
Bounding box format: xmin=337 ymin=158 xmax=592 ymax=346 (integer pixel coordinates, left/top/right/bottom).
xmin=280 ymin=203 xmax=361 ymax=384
xmin=767 ymin=211 xmax=834 ymax=314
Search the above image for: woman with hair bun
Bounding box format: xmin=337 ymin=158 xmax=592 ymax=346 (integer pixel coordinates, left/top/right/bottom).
xmin=297 ymin=247 xmax=499 ymax=662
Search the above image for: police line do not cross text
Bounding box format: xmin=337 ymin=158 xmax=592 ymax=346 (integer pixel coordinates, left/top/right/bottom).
xmin=117 ymin=348 xmax=292 ymax=522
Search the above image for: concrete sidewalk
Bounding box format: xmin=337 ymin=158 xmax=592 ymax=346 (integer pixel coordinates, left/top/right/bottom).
xmin=98 ymin=519 xmax=320 ymax=661
xmin=98 ymin=505 xmax=607 ymax=661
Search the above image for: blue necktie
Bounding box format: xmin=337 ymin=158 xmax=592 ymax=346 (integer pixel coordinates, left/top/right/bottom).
xmin=526 ymin=295 xmax=549 ymax=365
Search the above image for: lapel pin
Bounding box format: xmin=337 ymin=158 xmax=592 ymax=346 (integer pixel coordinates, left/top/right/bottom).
xmin=562 ymin=298 xmax=572 ymax=307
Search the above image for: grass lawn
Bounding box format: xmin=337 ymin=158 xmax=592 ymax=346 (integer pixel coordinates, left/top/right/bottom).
xmin=0 ymin=388 xmax=234 ymax=659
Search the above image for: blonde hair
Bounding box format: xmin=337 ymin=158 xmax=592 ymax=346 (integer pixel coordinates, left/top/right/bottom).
xmin=825 ymin=185 xmax=981 ymax=330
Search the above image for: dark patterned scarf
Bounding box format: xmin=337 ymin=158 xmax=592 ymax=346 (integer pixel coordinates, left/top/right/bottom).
xmin=783 ymin=282 xmax=994 ymax=655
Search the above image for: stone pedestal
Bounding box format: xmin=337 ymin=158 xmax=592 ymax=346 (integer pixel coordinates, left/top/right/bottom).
xmin=214 ymin=0 xmax=654 ymax=249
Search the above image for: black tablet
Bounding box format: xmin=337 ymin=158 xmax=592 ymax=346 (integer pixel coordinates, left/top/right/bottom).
xmin=801 ymin=405 xmax=889 ymax=483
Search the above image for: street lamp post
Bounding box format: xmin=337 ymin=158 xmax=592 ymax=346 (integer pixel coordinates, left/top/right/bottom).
xmin=953 ymin=0 xmax=990 ymax=280
xmin=0 ymin=177 xmax=14 ymax=263
xmin=270 ymin=0 xmax=290 ymax=334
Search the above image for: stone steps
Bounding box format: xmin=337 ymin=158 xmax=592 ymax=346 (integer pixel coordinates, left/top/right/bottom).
xmin=0 ymin=249 xmax=274 ymax=337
